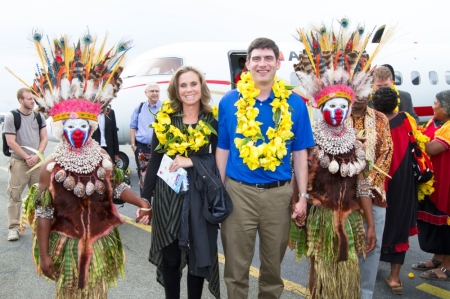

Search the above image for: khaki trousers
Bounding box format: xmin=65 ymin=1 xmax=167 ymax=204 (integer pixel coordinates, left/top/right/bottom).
xmin=6 ymin=157 xmax=40 ymax=231
xmin=221 ymin=178 xmax=293 ymax=299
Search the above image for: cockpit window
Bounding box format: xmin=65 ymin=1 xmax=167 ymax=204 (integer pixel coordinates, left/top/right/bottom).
xmin=121 ymin=58 xmax=183 ymax=78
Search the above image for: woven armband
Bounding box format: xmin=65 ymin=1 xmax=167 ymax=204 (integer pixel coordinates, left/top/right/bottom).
xmin=114 ymin=182 xmax=130 ymax=199
xmin=36 ymin=206 xmax=54 ymax=219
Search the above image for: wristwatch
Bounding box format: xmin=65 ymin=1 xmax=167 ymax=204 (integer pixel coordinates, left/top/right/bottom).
xmin=131 ymin=144 xmax=136 ymax=147
xmin=299 ymin=193 xmax=309 ymax=199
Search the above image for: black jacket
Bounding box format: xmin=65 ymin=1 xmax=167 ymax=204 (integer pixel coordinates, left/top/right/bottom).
xmin=92 ymin=109 xmax=120 ymax=161
xmin=398 ymin=90 xmax=420 ymax=124
xmin=178 ymin=154 xmax=232 ymax=278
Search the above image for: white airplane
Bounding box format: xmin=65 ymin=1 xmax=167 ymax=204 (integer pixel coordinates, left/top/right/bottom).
xmin=43 ymin=40 xmax=449 ymax=168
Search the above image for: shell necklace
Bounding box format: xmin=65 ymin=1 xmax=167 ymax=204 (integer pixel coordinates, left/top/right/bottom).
xmin=52 ymin=139 xmax=103 ymax=174
xmin=313 ymin=119 xmax=366 ymax=177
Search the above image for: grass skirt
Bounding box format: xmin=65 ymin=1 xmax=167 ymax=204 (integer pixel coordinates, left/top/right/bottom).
xmin=33 ymin=228 xmax=125 ymax=299
xmin=290 ymin=206 xmax=365 ymax=298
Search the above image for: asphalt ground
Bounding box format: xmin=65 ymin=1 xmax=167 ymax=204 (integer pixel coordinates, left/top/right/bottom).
xmin=1 ymin=140 xmax=449 ymax=298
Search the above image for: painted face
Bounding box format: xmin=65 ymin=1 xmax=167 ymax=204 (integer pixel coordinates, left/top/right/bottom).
xmin=63 ymin=119 xmax=90 ymax=148
xmin=322 ymin=98 xmax=350 ymax=126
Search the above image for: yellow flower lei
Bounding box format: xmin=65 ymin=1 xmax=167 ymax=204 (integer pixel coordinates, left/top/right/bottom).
xmin=407 ymin=115 xmax=435 ymax=200
xmin=152 ymin=100 xmax=217 ymax=157
xmin=391 ymin=83 xmax=401 ymax=113
xmin=234 ymin=72 xmax=294 ymax=171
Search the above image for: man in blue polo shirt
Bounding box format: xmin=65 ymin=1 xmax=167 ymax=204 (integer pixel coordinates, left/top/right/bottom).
xmin=216 ymin=37 xmax=314 ymax=299
xmin=129 ymin=82 xmax=162 ymax=182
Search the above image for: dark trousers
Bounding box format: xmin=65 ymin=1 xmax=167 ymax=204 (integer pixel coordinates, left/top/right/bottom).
xmin=161 ymin=240 xmax=204 ymax=299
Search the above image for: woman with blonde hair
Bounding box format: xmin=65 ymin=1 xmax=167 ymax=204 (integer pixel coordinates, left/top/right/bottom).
xmin=142 ymin=66 xmax=221 ymax=298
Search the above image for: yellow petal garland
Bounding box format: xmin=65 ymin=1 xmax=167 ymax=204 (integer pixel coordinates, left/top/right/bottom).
xmin=234 ymin=72 xmax=294 ymax=171
xmin=411 ymin=118 xmax=435 ymax=201
xmin=152 ymin=100 xmax=217 ymax=157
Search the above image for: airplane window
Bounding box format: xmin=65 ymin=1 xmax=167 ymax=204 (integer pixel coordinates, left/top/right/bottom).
xmin=394 ymin=71 xmax=402 ymax=85
xmin=121 ymin=58 xmax=183 ymax=78
xmin=429 ymin=71 xmax=439 ymax=85
xmin=445 ymin=71 xmax=450 ymax=85
xmin=411 ymin=71 xmax=420 ymax=86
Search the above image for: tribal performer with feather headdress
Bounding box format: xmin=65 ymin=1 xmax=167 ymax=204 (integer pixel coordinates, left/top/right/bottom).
xmin=14 ymin=29 xmax=152 ymax=298
xmin=289 ymin=19 xmax=394 ymax=299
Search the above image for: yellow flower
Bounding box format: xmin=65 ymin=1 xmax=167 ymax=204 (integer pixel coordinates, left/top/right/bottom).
xmin=152 ymin=122 xmax=166 ymax=133
xmin=243 ymin=156 xmax=260 ymax=170
xmin=157 ymin=112 xmax=171 ymax=125
xmin=267 ymin=127 xmax=277 ymax=140
xmin=156 ymin=133 xmax=167 ymax=144
xmin=212 ymin=105 xmax=218 ymax=119
xmin=246 ymin=107 xmax=259 ymax=120
xmin=239 ymin=143 xmax=252 ymax=158
xmin=161 ymin=100 xmax=175 ymax=114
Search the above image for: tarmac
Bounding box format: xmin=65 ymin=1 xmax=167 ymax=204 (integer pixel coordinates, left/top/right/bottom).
xmin=1 ymin=140 xmax=449 ymax=298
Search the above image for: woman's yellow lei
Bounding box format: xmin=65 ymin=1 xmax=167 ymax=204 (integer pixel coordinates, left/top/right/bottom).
xmin=152 ymin=100 xmax=218 ymax=157
xmin=234 ymin=72 xmax=294 ymax=171
xmin=408 ymin=115 xmax=435 ymax=200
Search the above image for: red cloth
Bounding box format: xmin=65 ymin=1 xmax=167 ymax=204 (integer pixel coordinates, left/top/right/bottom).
xmin=424 ymin=119 xmax=450 ymax=216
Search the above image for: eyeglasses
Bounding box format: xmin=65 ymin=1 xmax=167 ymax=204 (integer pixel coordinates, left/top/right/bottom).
xmin=146 ymin=90 xmax=160 ymax=93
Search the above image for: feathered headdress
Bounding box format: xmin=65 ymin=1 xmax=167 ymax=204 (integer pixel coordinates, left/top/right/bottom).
xmin=6 ymin=28 xmax=132 ymax=122
xmin=294 ymin=18 xmax=395 ymax=108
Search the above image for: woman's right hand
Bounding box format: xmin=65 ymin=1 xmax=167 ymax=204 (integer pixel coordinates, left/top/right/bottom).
xmin=136 ymin=207 xmax=152 ymax=225
xmin=40 ymin=254 xmax=57 ymax=280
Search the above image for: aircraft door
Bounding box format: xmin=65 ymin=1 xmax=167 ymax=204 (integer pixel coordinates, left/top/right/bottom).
xmin=228 ymin=51 xmax=247 ymax=89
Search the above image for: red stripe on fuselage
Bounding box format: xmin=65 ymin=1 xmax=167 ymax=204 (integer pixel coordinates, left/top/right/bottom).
xmin=122 ymin=80 xmax=230 ymax=90
xmin=414 ymin=106 xmax=434 ymax=117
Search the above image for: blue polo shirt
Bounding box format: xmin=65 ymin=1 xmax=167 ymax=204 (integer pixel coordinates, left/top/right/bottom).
xmin=217 ymin=88 xmax=314 ymax=183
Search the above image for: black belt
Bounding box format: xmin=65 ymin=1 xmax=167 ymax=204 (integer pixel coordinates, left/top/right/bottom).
xmin=136 ymin=141 xmax=152 ymax=148
xmin=230 ymin=177 xmax=289 ymax=189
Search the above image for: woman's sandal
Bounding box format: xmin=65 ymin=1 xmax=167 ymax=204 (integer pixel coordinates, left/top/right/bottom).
xmin=412 ymin=258 xmax=442 ymax=271
xmin=420 ymin=267 xmax=450 ymax=281
xmin=385 ymin=278 xmax=403 ymax=295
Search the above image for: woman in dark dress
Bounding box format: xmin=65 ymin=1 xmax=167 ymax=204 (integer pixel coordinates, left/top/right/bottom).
xmin=141 ymin=66 xmax=220 ymax=298
xmin=372 ymin=87 xmax=418 ymax=294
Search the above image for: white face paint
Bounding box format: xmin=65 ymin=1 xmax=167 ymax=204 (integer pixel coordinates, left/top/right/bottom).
xmin=63 ymin=119 xmax=90 ymax=148
xmin=322 ymin=97 xmax=350 ymax=126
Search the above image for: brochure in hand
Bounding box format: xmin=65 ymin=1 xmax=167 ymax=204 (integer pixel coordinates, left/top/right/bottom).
xmin=157 ymin=154 xmax=187 ymax=194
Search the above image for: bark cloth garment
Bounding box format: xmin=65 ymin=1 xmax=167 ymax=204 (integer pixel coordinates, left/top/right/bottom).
xmin=290 ymin=145 xmax=366 ymax=299
xmin=380 ymin=113 xmax=418 ymax=265
xmin=417 ymin=118 xmax=450 ymax=255
xmin=141 ymin=112 xmax=220 ymax=298
xmin=22 ymin=151 xmax=125 ymax=299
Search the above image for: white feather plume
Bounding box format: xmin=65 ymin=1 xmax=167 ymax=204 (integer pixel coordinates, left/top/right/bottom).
xmin=44 ymin=89 xmax=55 ymax=108
xmin=334 ymin=67 xmax=350 ymax=85
xmin=84 ymin=79 xmax=95 ymax=101
xmin=295 ymin=72 xmax=322 ymax=98
xmin=101 ymin=84 xmax=114 ymax=101
xmin=60 ymin=78 xmax=70 ymax=100
xmin=34 ymin=96 xmax=48 ymax=109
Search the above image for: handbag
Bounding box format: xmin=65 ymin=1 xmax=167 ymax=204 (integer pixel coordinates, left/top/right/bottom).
xmin=399 ymin=112 xmax=433 ymax=183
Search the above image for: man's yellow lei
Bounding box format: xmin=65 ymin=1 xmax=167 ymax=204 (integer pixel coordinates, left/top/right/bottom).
xmin=234 ymin=72 xmax=294 ymax=171
xmin=152 ymin=100 xmax=217 ymax=156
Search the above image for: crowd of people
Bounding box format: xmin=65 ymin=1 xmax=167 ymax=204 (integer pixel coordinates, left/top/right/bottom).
xmin=3 ymin=27 xmax=450 ymax=299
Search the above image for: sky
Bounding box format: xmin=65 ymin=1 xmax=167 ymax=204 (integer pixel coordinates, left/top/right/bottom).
xmin=0 ymin=0 xmax=448 ymax=111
